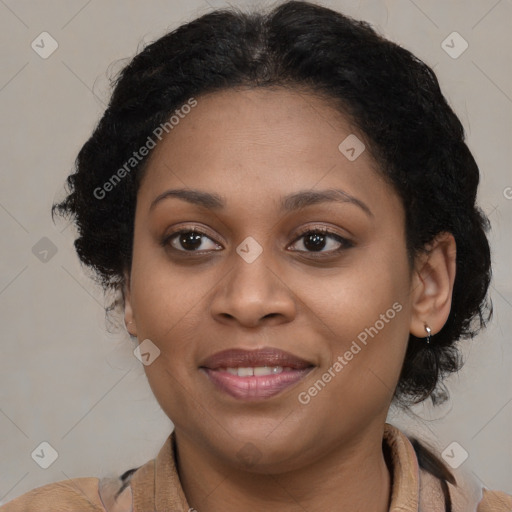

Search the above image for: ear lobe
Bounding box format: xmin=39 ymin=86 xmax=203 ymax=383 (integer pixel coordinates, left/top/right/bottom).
xmin=409 ymin=232 xmax=457 ymax=339
xmin=122 ymin=270 xmax=137 ymax=337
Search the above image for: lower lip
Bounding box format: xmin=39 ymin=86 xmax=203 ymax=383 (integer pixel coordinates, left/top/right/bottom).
xmin=202 ymin=368 xmax=313 ymax=400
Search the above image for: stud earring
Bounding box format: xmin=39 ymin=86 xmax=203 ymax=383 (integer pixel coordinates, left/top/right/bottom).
xmin=424 ymin=324 xmax=432 ymax=344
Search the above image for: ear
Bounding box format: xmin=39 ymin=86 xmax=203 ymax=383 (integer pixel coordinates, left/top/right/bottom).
xmin=409 ymin=232 xmax=457 ymax=339
xmin=123 ymin=270 xmax=137 ymax=338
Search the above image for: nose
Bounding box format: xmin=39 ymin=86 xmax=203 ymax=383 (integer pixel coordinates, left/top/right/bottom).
xmin=209 ymin=246 xmax=297 ymax=329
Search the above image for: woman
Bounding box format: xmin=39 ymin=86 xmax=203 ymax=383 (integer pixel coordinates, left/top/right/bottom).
xmin=2 ymin=1 xmax=510 ymax=511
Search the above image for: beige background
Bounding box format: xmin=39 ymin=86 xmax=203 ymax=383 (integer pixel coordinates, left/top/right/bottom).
xmin=0 ymin=0 xmax=511 ymax=504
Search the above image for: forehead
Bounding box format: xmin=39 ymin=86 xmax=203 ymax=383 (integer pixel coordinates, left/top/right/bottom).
xmin=137 ymin=87 xmax=397 ymax=215
xmin=145 ymin=86 xmax=361 ymax=167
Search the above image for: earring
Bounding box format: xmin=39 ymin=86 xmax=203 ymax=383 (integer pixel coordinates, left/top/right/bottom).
xmin=424 ymin=324 xmax=432 ymax=344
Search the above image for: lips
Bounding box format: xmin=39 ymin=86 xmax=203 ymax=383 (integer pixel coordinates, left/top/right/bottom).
xmin=201 ymin=347 xmax=313 ymax=370
xmin=199 ymin=347 xmax=314 ymax=401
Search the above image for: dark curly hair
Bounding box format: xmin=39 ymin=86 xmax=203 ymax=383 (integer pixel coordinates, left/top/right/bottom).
xmin=52 ymin=0 xmax=492 ymax=409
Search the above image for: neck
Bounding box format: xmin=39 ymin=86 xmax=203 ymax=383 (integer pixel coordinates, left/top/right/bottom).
xmin=174 ymin=424 xmax=392 ymax=512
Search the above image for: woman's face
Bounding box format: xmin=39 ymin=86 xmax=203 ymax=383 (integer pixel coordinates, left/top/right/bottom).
xmin=125 ymin=87 xmax=421 ymax=471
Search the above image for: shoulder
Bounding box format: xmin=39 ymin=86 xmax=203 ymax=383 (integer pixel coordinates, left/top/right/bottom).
xmin=0 ymin=469 xmax=138 ymax=512
xmin=385 ymin=423 xmax=512 ymax=511
xmin=477 ymin=488 xmax=512 ymax=511
xmin=0 ymin=477 xmax=107 ymax=511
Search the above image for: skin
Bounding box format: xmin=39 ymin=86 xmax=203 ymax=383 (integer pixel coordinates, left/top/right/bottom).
xmin=123 ymin=87 xmax=456 ymax=512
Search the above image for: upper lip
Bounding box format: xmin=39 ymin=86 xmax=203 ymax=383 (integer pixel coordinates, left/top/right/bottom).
xmin=200 ymin=347 xmax=314 ymax=370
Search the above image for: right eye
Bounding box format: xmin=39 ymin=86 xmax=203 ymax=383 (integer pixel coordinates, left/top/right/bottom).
xmin=162 ymin=229 xmax=223 ymax=253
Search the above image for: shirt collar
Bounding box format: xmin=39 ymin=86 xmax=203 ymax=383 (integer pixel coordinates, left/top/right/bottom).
xmin=133 ymin=422 xmax=423 ymax=511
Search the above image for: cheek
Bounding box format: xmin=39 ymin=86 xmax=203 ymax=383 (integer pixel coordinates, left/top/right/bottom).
xmin=143 ymin=361 xmax=195 ymax=428
xmin=130 ymin=237 xmax=206 ymax=338
xmin=299 ymin=302 xmax=409 ymax=433
xmin=300 ymin=244 xmax=411 ymax=399
xmin=136 ymin=299 xmax=205 ymax=423
xmin=299 ymin=248 xmax=410 ymax=337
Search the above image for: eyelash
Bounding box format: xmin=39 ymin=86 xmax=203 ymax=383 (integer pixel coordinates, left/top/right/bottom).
xmin=160 ymin=225 xmax=354 ymax=257
xmin=290 ymin=226 xmax=354 ymax=255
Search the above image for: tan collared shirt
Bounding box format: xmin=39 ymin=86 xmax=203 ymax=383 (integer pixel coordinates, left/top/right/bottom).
xmin=2 ymin=423 xmax=511 ymax=511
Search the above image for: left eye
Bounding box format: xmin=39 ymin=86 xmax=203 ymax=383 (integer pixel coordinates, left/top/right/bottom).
xmin=289 ymin=229 xmax=352 ymax=253
xmin=162 ymin=228 xmax=352 ymax=254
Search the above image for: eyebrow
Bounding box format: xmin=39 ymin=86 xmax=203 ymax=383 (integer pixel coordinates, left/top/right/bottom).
xmin=149 ymin=188 xmax=373 ymax=217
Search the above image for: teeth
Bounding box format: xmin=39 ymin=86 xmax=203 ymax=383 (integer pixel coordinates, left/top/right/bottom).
xmin=254 ymin=366 xmax=274 ymax=376
xmin=238 ymin=367 xmax=254 ymax=377
xmin=224 ymin=366 xmax=285 ymax=377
